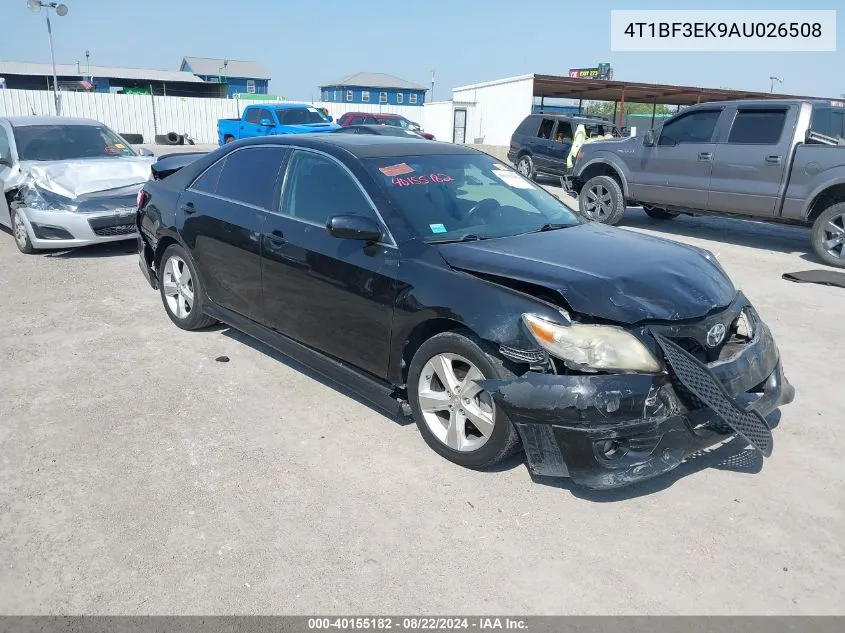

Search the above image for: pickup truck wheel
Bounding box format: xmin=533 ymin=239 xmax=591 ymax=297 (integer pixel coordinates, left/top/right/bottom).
xmin=811 ymin=202 xmax=845 ymax=268
xmin=579 ymin=175 xmax=625 ymax=225
xmin=643 ymin=205 xmax=679 ymax=221
xmin=515 ymin=155 xmax=536 ymax=180
xmin=223 ymin=135 xmax=235 ymax=144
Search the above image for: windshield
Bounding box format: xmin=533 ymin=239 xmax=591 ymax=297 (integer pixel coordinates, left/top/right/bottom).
xmin=365 ymin=153 xmax=581 ymax=243
xmin=276 ymin=107 xmax=330 ymax=125
xmin=13 ymin=125 xmax=137 ymax=161
xmin=378 ymin=117 xmax=413 ymax=129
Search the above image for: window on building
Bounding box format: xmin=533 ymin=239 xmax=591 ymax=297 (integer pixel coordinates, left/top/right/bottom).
xmin=322 ymin=90 xmax=329 ymax=101
xmin=334 ymin=90 xmax=338 ymax=101
xmin=728 ymin=109 xmax=788 ymax=144
xmin=246 ymin=79 xmax=256 ymax=94
xmin=379 ymin=92 xmax=388 ymax=104
xmin=216 ymin=147 xmax=286 ymax=209
xmin=280 ymin=151 xmax=374 ymax=225
xmin=658 ymin=109 xmax=722 ymax=145
xmin=409 ymin=93 xmax=418 ymax=104
xmin=346 ymin=90 xmax=353 ymax=102
xmin=397 ymin=93 xmax=404 ymax=104
xmin=362 ymin=91 xmax=370 ymax=103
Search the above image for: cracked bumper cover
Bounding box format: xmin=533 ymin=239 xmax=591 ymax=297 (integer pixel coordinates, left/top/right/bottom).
xmin=479 ymin=320 xmax=794 ymax=490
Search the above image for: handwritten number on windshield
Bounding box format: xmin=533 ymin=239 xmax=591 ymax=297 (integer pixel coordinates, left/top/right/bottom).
xmin=391 ymin=174 xmax=454 ymax=187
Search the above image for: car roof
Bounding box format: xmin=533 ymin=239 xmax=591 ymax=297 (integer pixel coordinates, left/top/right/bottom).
xmin=344 ymin=112 xmax=402 ymax=118
xmin=2 ymin=116 xmax=106 ymax=127
xmin=346 ymin=124 xmax=419 ymax=133
xmin=232 ymin=134 xmax=473 ymax=158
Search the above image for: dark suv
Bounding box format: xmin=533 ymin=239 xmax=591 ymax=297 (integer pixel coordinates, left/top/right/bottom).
xmin=507 ymin=114 xmax=619 ymax=180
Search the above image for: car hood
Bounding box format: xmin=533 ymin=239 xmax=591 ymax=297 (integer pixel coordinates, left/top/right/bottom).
xmin=436 ymin=223 xmax=736 ymax=324
xmin=15 ymin=157 xmax=153 ymax=199
xmin=282 ymin=123 xmax=340 ymax=134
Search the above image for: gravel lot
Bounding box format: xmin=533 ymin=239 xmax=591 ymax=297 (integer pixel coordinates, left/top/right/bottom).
xmin=0 ymin=164 xmax=843 ymax=615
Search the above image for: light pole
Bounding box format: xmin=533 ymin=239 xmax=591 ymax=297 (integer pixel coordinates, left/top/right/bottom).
xmin=769 ymin=75 xmax=783 ymax=93
xmin=27 ymin=0 xmax=69 ymax=115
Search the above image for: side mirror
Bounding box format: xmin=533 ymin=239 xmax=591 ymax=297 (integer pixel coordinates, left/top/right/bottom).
xmin=643 ymin=130 xmax=655 ymax=146
xmin=259 ymin=118 xmax=274 ymax=127
xmin=137 ymin=147 xmax=154 ymax=157
xmin=326 ymin=115 xmax=333 ymax=122
xmin=326 ymin=214 xmax=382 ymax=242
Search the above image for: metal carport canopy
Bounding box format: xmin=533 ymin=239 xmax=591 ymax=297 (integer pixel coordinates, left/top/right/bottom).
xmin=532 ymin=74 xmax=834 ymax=106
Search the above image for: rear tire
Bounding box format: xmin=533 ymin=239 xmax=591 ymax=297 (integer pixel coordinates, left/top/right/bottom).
xmin=811 ymin=202 xmax=845 ymax=268
xmin=643 ymin=205 xmax=679 ymax=221
xmin=515 ymin=154 xmax=536 ymax=181
xmin=578 ymin=175 xmax=625 ymax=225
xmin=158 ymin=244 xmax=217 ymax=330
xmin=407 ymin=330 xmax=522 ymax=470
xmin=223 ymin=135 xmax=235 ymax=144
xmin=10 ymin=206 xmax=37 ymax=254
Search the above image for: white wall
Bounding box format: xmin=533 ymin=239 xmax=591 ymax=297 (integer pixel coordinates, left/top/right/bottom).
xmin=0 ymin=89 xmax=307 ymax=144
xmin=422 ymin=101 xmax=456 ymax=142
xmin=452 ymin=75 xmax=534 ymax=146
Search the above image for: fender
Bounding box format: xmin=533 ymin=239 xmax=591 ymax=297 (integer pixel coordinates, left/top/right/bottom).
xmin=574 ymin=153 xmax=632 ymax=199
xmin=798 ymin=172 xmax=845 ymax=220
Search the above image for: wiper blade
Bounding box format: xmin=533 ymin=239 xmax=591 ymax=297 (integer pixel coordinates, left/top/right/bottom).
xmin=429 ymin=234 xmax=486 ymax=244
xmin=530 ymin=223 xmax=572 ymax=233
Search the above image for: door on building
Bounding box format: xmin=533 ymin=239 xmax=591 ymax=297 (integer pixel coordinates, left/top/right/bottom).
xmin=453 ymin=109 xmax=467 ymax=144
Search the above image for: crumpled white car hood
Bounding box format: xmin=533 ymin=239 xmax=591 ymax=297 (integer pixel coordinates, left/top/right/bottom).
xmin=15 ymin=157 xmax=154 ymax=198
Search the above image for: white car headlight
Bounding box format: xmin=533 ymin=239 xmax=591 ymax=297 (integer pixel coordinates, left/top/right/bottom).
xmin=522 ymin=313 xmax=663 ymax=373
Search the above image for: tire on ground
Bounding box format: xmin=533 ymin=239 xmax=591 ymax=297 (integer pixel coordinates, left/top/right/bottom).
xmin=515 ymin=154 xmax=536 ymax=181
xmin=406 ymin=329 xmax=523 ymax=470
xmin=157 ymin=243 xmax=217 ymax=330
xmin=578 ymin=174 xmax=626 ymax=225
xmin=810 ymin=201 xmax=845 ymax=268
xmin=9 ymin=204 xmax=37 ymax=255
xmin=154 ymin=132 xmax=182 ymax=146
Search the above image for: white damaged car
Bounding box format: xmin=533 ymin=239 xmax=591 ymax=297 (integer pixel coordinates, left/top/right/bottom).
xmin=0 ymin=116 xmax=155 ymax=254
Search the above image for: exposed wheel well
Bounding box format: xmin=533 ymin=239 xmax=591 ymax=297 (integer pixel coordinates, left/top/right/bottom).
xmin=578 ymin=163 xmax=625 ymax=195
xmin=807 ymin=184 xmax=845 ymax=223
xmin=153 ymin=236 xmax=180 ymax=273
xmin=400 ymin=318 xmax=466 ymax=384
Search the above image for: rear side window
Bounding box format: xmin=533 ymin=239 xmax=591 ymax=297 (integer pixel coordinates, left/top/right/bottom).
xmin=538 ymin=118 xmax=555 ymax=139
xmin=811 ymin=107 xmax=845 ymax=140
xmin=659 ymin=110 xmax=721 ymax=145
xmin=515 ymin=116 xmax=538 ymax=136
xmin=728 ymin=109 xmax=787 ymax=144
xmin=554 ymin=122 xmax=573 ymax=141
xmin=215 ymin=146 xmax=286 ymax=209
xmin=245 ymin=108 xmax=261 ymax=124
xmin=258 ymin=108 xmax=273 ymax=123
xmin=191 ymin=159 xmax=224 ymax=193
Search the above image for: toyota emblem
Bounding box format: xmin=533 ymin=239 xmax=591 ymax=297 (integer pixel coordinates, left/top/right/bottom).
xmin=706 ymin=323 xmax=727 ymax=347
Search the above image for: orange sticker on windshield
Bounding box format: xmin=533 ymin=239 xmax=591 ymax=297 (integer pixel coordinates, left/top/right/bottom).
xmin=379 ymin=163 xmax=414 ymax=177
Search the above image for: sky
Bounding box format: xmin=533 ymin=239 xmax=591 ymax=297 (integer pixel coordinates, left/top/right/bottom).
xmin=1 ymin=0 xmax=842 ymax=100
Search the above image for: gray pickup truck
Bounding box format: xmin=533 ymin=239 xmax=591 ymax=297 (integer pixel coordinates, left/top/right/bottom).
xmin=564 ymin=99 xmax=845 ymax=267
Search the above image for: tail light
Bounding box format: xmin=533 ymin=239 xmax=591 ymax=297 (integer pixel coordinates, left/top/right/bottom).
xmin=137 ymin=189 xmax=149 ymax=211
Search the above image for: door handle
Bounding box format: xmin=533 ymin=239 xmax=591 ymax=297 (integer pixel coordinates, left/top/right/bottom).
xmin=264 ymin=230 xmax=286 ymax=249
xmin=765 ymin=155 xmax=782 ymax=165
xmin=698 ymin=152 xmax=713 ymax=161
xmin=179 ymin=202 xmax=196 ymax=214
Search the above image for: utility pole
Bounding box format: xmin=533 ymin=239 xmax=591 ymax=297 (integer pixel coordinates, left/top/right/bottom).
xmin=27 ymin=1 xmax=69 ymax=115
xmin=769 ymin=75 xmax=783 ymax=93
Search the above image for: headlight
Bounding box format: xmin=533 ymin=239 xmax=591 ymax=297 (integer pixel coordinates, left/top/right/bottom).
xmin=21 ymin=185 xmax=77 ymax=212
xmin=522 ymin=313 xmax=663 ymax=373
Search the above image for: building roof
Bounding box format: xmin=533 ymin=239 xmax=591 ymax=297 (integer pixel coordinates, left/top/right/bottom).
xmin=0 ymin=61 xmax=203 ymax=83
xmin=321 ymin=72 xmax=427 ymax=91
xmin=180 ymin=57 xmax=270 ymax=80
xmin=531 ymin=74 xmax=838 ymax=106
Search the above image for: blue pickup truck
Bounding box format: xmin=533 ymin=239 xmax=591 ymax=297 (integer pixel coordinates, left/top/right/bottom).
xmin=217 ymin=103 xmax=340 ymax=145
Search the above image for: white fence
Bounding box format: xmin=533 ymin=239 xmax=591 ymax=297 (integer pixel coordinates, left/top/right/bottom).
xmin=0 ymin=89 xmax=432 ymax=145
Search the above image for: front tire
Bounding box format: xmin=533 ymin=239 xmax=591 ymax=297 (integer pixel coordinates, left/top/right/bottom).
xmin=158 ymin=244 xmax=217 ymax=330
xmin=407 ymin=330 xmax=522 ymax=470
xmin=10 ymin=206 xmax=37 ymax=254
xmin=811 ymin=202 xmax=845 ymax=268
xmin=578 ymin=175 xmax=625 ymax=225
xmin=223 ymin=135 xmax=235 ymax=144
xmin=515 ymin=154 xmax=536 ymax=180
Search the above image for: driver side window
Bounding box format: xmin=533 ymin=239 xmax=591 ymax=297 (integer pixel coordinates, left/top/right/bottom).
xmin=0 ymin=127 xmax=11 ymax=163
xmin=658 ymin=109 xmax=721 ymax=146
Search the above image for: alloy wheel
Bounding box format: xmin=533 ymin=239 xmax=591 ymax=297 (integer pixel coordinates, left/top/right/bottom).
xmin=12 ymin=212 xmax=28 ymax=249
xmin=162 ymin=255 xmax=195 ymax=319
xmin=821 ymin=213 xmax=845 ymax=259
xmin=517 ymin=158 xmax=531 ymax=176
xmin=583 ymin=184 xmax=614 ymax=221
xmin=417 ymin=353 xmax=495 ymax=452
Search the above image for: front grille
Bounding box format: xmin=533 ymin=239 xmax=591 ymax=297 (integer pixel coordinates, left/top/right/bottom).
xmin=499 ymin=345 xmax=546 ymax=363
xmin=92 ymin=223 xmax=136 ymax=237
xmin=653 ymin=333 xmax=773 ymax=457
xmin=88 ymin=215 xmax=137 ymax=237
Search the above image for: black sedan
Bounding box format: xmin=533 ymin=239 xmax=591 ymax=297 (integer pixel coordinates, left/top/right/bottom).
xmin=137 ymin=135 xmax=794 ymax=489
xmin=333 ymin=124 xmax=425 ymax=139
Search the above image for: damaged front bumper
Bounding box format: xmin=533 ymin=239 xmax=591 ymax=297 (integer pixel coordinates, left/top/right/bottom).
xmin=481 ymin=318 xmax=794 ymax=490
xmin=15 ymin=204 xmax=138 ymax=248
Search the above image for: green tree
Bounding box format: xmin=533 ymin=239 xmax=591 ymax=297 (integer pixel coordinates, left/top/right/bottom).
xmin=584 ymin=101 xmax=672 ymax=117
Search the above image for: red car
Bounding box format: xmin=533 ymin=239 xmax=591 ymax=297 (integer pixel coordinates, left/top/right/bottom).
xmin=337 ymin=112 xmax=435 ymax=139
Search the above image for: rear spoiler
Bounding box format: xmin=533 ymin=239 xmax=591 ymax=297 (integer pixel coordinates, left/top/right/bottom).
xmin=150 ymin=151 xmax=208 ymax=180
